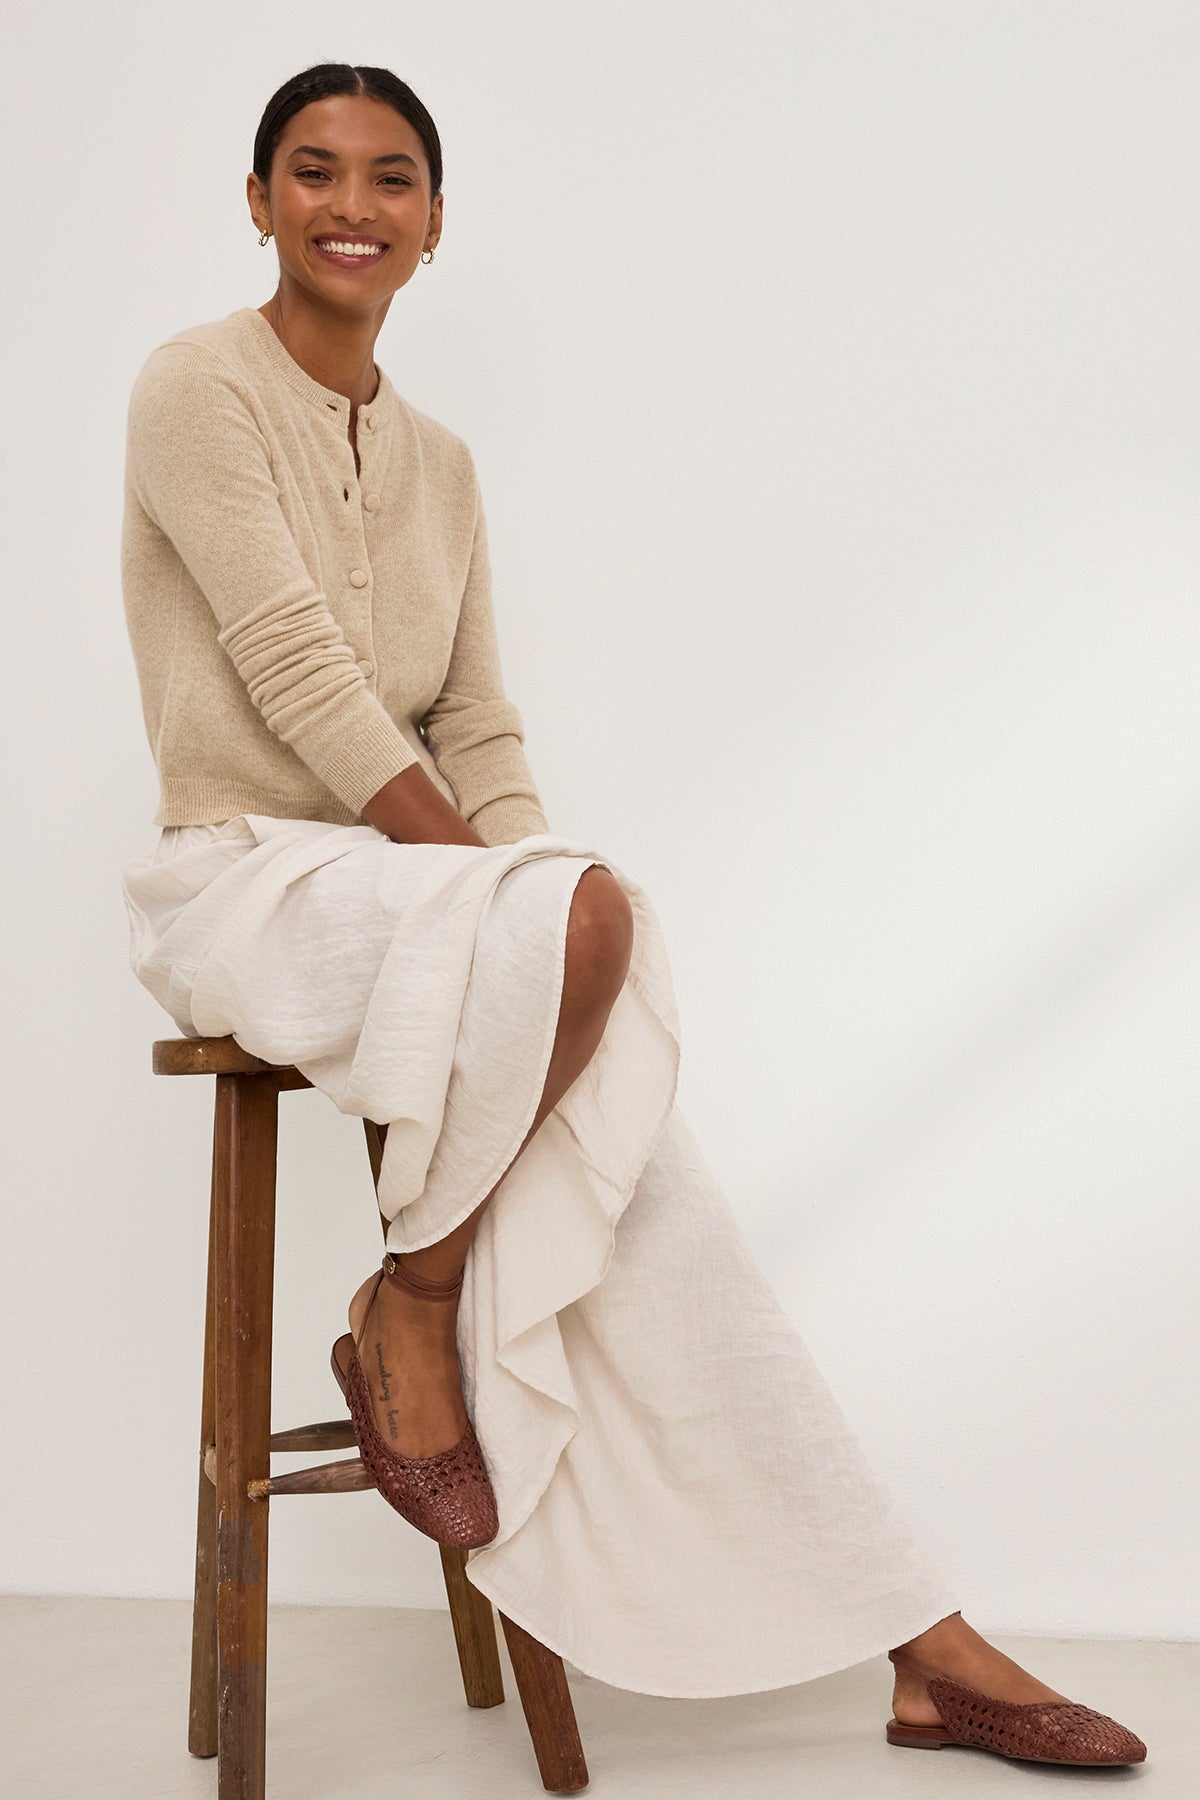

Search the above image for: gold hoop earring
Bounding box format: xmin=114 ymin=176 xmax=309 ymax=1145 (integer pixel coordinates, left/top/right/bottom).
xmin=421 ymin=248 xmax=434 ymax=264
xmin=258 ymin=228 xmax=271 ymax=247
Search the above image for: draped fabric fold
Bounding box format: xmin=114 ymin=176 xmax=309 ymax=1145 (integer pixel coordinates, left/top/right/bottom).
xmin=120 ymin=815 xmax=959 ymax=1697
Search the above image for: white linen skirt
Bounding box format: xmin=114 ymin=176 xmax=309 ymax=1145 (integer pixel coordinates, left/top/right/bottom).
xmin=119 ymin=812 xmax=961 ymax=1698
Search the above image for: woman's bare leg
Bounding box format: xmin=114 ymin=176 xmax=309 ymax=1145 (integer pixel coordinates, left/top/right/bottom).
xmin=352 ymin=865 xmax=635 ymax=1457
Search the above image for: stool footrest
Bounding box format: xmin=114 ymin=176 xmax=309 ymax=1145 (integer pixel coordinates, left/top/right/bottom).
xmin=202 ymin=1419 xmax=359 ymax=1489
xmin=247 ymin=1458 xmax=374 ymax=1499
xmin=269 ymin=1420 xmax=357 ymax=1453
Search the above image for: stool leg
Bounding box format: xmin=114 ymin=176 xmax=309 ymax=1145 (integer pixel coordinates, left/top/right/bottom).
xmin=214 ymin=1071 xmax=279 ymax=1800
xmin=187 ymin=1120 xmax=221 ymax=1756
xmin=439 ymin=1547 xmax=505 ymax=1707
xmin=498 ymin=1611 xmax=589 ymax=1793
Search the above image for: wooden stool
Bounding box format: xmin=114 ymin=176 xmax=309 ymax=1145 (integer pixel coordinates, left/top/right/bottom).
xmin=154 ymin=1035 xmax=589 ymax=1798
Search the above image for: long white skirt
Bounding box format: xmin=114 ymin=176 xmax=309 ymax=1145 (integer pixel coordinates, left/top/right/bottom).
xmin=119 ymin=813 xmax=960 ymax=1697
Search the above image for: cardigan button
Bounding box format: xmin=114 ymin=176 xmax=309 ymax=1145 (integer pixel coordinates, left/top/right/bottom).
xmin=363 ymin=493 xmax=380 ymax=511
xmin=357 ymin=659 xmax=375 ymax=677
xmin=348 ymin=568 xmax=369 ymax=587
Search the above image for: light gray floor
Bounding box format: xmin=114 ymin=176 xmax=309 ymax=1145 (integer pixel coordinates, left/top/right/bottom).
xmin=1 ymin=1595 xmax=1189 ymax=1798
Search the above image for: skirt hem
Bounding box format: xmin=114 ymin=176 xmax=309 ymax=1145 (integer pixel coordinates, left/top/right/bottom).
xmin=460 ymin=1569 xmax=964 ymax=1699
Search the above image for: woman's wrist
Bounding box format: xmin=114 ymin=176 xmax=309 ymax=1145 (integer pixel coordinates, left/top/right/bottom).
xmin=361 ymin=764 xmax=486 ymax=847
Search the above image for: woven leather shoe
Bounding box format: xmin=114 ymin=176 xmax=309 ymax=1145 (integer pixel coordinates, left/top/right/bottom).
xmin=886 ymin=1671 xmax=1147 ymax=1764
xmin=330 ymin=1254 xmax=499 ymax=1550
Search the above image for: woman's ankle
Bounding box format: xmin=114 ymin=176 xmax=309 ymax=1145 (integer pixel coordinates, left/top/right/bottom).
xmin=890 ymin=1612 xmax=965 ymax=1664
xmin=386 ymin=1248 xmax=465 ymax=1291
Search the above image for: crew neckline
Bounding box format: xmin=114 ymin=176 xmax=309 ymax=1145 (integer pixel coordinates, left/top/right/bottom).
xmin=234 ymin=305 xmax=391 ymax=423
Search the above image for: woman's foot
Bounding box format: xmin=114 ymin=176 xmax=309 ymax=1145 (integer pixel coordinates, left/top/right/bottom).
xmin=348 ymin=1258 xmax=470 ymax=1459
xmin=889 ymin=1613 xmax=1071 ymax=1726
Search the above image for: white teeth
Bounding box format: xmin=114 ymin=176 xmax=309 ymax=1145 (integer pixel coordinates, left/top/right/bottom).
xmin=317 ymin=240 xmax=383 ymax=257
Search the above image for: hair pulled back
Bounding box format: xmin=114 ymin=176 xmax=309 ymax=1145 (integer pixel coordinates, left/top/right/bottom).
xmin=253 ymin=63 xmax=443 ymax=199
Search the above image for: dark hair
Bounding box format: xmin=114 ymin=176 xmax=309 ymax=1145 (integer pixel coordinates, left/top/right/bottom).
xmin=253 ymin=63 xmax=443 ymax=199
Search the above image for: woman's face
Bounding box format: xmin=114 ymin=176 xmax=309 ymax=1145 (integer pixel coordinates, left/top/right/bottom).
xmin=248 ymin=93 xmax=443 ymax=307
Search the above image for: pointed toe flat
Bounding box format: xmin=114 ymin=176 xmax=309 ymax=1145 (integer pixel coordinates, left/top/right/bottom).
xmin=886 ymin=1672 xmax=1147 ymax=1765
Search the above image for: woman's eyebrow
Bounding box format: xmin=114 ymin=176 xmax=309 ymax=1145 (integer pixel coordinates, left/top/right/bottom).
xmin=286 ymin=145 xmax=419 ymax=168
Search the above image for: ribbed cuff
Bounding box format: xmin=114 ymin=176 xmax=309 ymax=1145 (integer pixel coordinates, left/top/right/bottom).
xmin=319 ymin=713 xmax=422 ymax=816
xmin=469 ymin=793 xmax=551 ymax=847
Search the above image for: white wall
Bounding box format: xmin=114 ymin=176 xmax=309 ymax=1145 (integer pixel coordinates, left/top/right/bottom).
xmin=3 ymin=2 xmax=1196 ymax=1640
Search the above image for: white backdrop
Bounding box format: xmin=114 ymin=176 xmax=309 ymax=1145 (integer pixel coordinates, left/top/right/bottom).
xmin=3 ymin=2 xmax=1196 ymax=1643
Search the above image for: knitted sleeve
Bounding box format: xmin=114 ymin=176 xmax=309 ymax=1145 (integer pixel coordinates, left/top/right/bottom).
xmin=420 ymin=461 xmax=551 ymax=847
xmin=125 ymin=344 xmax=420 ymax=817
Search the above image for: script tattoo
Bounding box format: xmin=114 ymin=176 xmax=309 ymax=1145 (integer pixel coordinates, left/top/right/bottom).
xmin=373 ymin=1341 xmax=394 ymax=1403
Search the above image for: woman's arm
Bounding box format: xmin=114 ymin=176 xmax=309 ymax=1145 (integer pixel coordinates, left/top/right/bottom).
xmin=361 ymin=763 xmax=486 ymax=845
xmin=126 ymin=344 xmax=421 ymax=818
xmin=416 ymin=463 xmax=551 ymax=847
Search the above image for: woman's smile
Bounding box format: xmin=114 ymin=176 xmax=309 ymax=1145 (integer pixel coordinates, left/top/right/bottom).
xmin=312 ymin=234 xmax=390 ymax=269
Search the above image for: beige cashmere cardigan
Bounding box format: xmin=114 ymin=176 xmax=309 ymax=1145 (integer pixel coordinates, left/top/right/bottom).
xmin=121 ymin=305 xmax=550 ymax=845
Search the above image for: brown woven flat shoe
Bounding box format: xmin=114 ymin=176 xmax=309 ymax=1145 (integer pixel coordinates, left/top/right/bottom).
xmin=886 ymin=1672 xmax=1147 ymax=1764
xmin=330 ymin=1254 xmax=499 ymax=1550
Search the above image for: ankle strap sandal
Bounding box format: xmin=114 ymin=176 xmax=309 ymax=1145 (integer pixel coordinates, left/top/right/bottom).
xmin=328 ymin=1252 xmax=497 ymax=1550
xmin=382 ymin=1250 xmax=464 ymax=1301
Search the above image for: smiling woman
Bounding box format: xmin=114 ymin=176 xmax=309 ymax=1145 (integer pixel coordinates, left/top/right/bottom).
xmin=116 ymin=56 xmax=1148 ymax=1795
xmin=242 ymin=71 xmax=444 ymax=444
xmin=291 ymin=143 xmax=421 ymax=263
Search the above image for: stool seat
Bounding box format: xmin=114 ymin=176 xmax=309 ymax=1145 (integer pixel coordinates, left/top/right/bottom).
xmin=152 ymin=1035 xmax=307 ymax=1079
xmin=153 ymin=1032 xmax=588 ymax=1796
